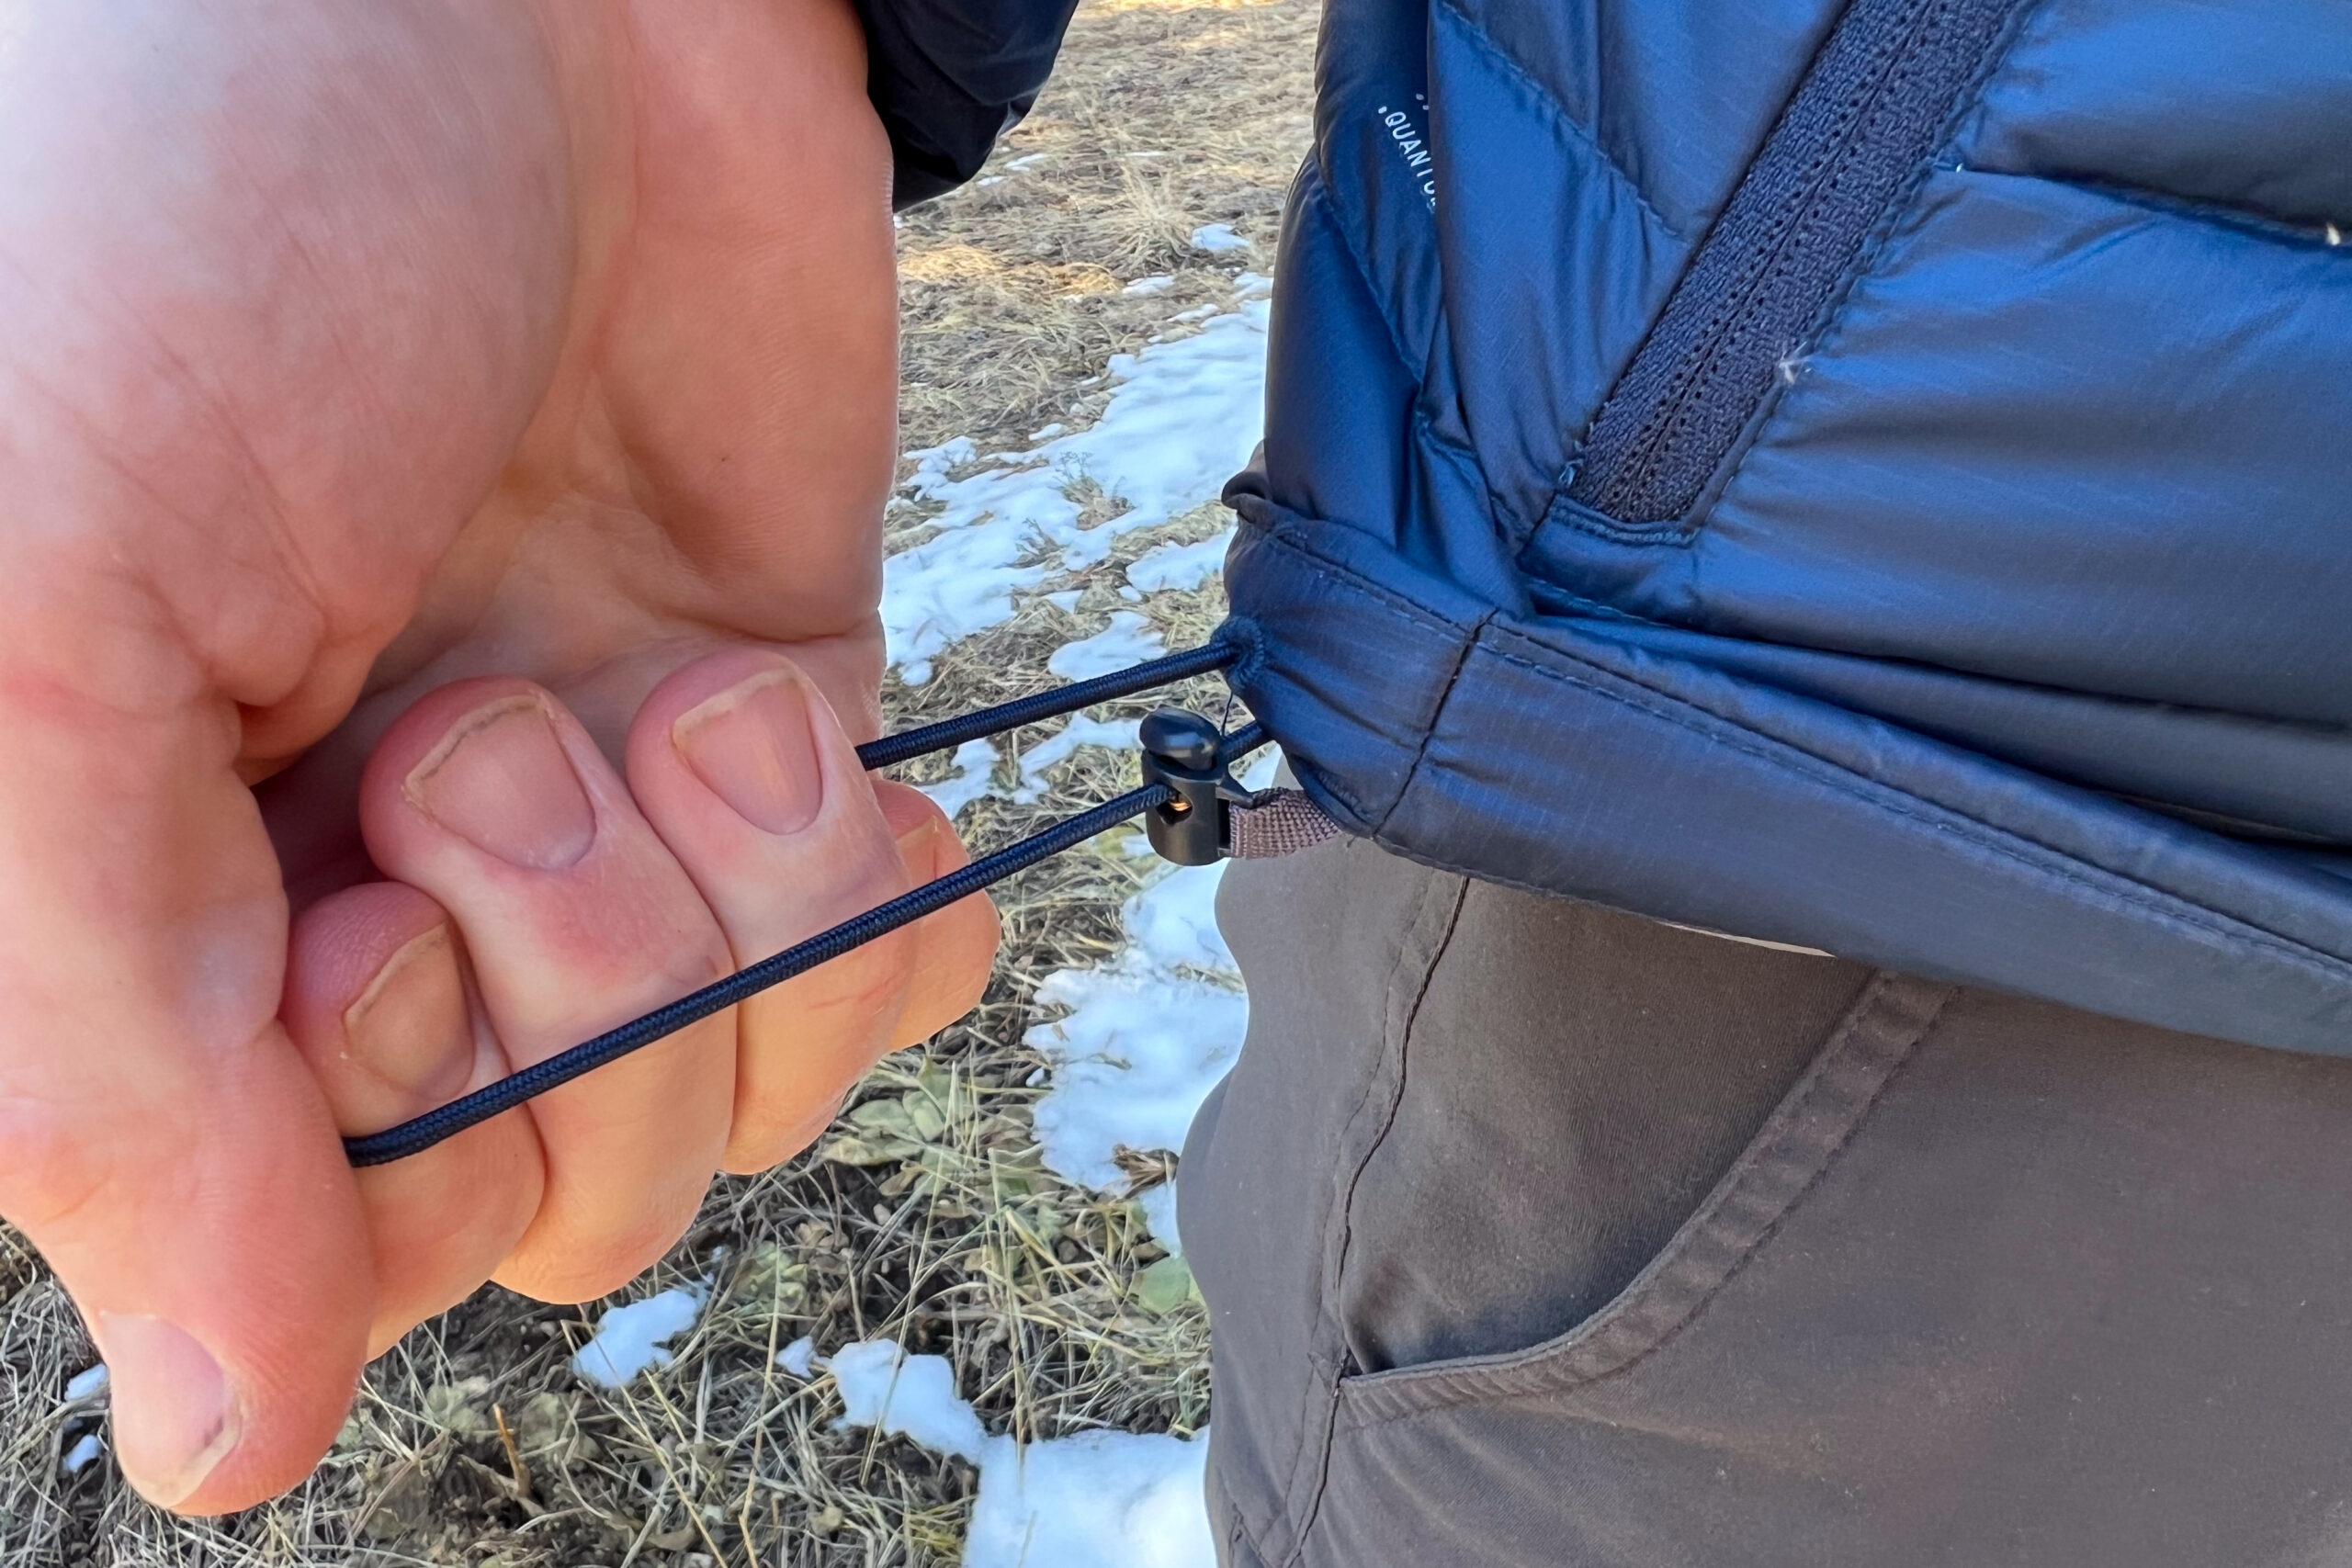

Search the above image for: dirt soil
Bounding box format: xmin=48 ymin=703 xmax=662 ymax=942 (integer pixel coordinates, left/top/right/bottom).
xmin=0 ymin=2 xmax=1318 ymax=1563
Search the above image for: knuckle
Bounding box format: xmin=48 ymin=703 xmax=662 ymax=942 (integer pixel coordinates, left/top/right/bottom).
xmin=728 ymin=1075 xmax=850 ymax=1168
xmin=500 ymin=1191 xmax=698 ymax=1307
xmin=743 ymin=941 xmax=911 ymax=1055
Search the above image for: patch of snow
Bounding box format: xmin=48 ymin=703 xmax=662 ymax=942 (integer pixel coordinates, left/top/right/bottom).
xmin=879 ymin=518 xmax=1056 ymax=687
xmin=1123 ymin=275 xmax=1176 ymax=296
xmin=881 ymin=298 xmax=1269 ymax=679
xmin=829 ymin=1339 xmax=1214 ymax=1568
xmin=1005 ymin=153 xmax=1049 ymax=171
xmin=977 ymin=175 xmax=1005 ymax=187
xmin=828 ymin=1341 xmax=989 ymax=1463
xmin=1170 ymin=303 xmax=1220 ymax=322
xmin=1138 ymin=1184 xmax=1184 ymax=1253
xmin=571 ymin=1283 xmax=707 ymax=1389
xmin=918 ymin=739 xmax=1000 ymax=820
xmin=1189 ymin=222 xmax=1250 ymax=254
xmin=1026 ymin=861 xmax=1246 ymax=1190
xmin=1029 ymin=422 xmax=1067 ymax=442
xmin=1047 ymin=611 xmax=1166 ymax=682
xmin=968 ymin=1426 xmax=1214 ymax=1568
xmin=62 ymin=1433 xmax=103 ymax=1476
xmin=63 ymin=1364 xmax=107 ymax=1402
xmin=912 ymin=435 xmax=978 ymax=476
xmin=1235 ymin=271 xmax=1273 ymax=297
xmin=776 ymin=1336 xmax=818 ymax=1379
xmin=1119 ymin=584 xmax=1145 ymax=603
xmin=1126 ymin=530 xmax=1234 ymax=593
xmin=1044 ymin=589 xmax=1084 ymax=613
xmin=1012 ymin=715 xmax=1141 ymax=804
xmin=1136 ymin=862 xmax=1238 ymax=973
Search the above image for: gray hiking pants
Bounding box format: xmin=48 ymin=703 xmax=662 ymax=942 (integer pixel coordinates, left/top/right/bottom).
xmin=1182 ymin=833 xmax=2352 ymax=1566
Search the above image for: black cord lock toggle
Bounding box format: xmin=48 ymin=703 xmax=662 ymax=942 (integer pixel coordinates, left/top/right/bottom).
xmin=1138 ymin=707 xmax=1266 ymax=865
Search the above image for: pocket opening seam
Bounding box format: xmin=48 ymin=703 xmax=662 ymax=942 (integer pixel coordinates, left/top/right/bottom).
xmin=1333 ymin=971 xmax=1955 ymax=1432
xmin=1276 ymin=870 xmax=1478 ymax=1565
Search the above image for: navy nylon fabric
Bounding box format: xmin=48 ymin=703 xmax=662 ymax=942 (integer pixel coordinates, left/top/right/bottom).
xmin=1530 ymin=171 xmax=2352 ymax=720
xmin=1426 ymin=0 xmax=1686 ymax=533
xmin=1966 ymin=0 xmax=2352 ymax=229
xmin=1441 ymin=0 xmax=1844 ymax=240
xmin=858 ymin=0 xmax=2352 ymax=1055
xmin=1223 ymin=0 xmax=2352 ymax=1055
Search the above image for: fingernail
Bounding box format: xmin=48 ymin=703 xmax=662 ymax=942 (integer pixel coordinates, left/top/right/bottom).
xmin=343 ymin=925 xmax=472 ymax=1102
xmin=96 ymin=1313 xmax=240 ymax=1509
xmin=405 ymin=696 xmax=594 ymax=870
xmin=672 ymin=669 xmax=825 ymax=835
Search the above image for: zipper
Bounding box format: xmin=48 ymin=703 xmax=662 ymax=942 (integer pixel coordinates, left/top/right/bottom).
xmin=1565 ymin=0 xmax=2022 ymax=527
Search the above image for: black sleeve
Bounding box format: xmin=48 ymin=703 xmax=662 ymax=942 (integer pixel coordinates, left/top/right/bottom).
xmin=854 ymin=0 xmax=1084 ymax=209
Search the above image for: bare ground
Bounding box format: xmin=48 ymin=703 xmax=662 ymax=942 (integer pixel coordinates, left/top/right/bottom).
xmin=0 ymin=2 xmax=1317 ymax=1563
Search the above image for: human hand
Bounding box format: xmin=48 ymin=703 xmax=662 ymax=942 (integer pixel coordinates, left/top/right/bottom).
xmin=0 ymin=0 xmax=995 ymax=1511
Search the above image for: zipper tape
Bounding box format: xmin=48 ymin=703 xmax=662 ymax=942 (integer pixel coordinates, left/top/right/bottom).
xmin=1568 ymin=0 xmax=2021 ymax=525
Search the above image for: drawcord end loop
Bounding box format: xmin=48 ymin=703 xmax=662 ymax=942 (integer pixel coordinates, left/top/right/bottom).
xmin=343 ymin=643 xmax=1334 ymax=1167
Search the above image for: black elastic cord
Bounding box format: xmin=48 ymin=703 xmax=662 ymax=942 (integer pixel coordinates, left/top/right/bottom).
xmin=344 ymin=700 xmax=1268 ymax=1167
xmin=854 ymin=639 xmax=1237 ymax=771
xmin=347 ymin=784 xmax=1170 ymax=1165
xmin=1221 ymin=719 xmax=1268 ymax=763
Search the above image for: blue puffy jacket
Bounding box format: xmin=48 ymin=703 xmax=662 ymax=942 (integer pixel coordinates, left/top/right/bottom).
xmin=872 ymin=0 xmax=2352 ymax=1056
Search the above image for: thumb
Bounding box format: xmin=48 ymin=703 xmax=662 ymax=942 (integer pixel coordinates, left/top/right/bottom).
xmin=0 ymin=645 xmax=372 ymax=1511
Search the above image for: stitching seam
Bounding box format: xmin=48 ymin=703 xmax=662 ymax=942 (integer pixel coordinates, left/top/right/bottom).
xmin=1233 ymin=527 xmax=1463 ymax=823
xmin=1299 ymin=161 xmax=1430 ymax=409
xmin=1959 ymin=164 xmax=2352 ymax=253
xmin=1430 ymin=0 xmax=1690 ymax=243
xmin=1271 ymin=900 xmax=1442 ymax=1531
xmin=1243 ymin=513 xmax=1473 ymax=631
xmin=1225 ymin=856 xmax=1449 ymax=1556
xmin=1379 ymin=611 xmax=1496 ymax=835
xmin=1476 ymin=624 xmax=2352 ymax=980
xmin=1243 ymin=525 xmax=2352 ymax=985
xmin=1283 ymin=871 xmax=1476 ymax=1560
xmin=1236 ymin=523 xmax=1480 ymax=827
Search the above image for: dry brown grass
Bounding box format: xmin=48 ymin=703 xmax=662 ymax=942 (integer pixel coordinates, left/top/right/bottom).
xmin=0 ymin=2 xmax=1317 ymax=1563
xmin=894 ymin=0 xmax=1315 ymax=457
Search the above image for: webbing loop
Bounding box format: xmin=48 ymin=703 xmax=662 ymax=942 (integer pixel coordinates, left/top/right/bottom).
xmin=342 ymin=642 xmax=1315 ymax=1167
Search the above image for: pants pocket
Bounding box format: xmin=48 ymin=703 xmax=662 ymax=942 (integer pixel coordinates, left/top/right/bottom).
xmin=1190 ymin=846 xmax=1888 ymax=1568
xmin=1300 ymin=974 xmax=2352 ymax=1568
xmin=1301 ymin=973 xmax=1956 ymax=1568
xmin=1333 ymin=973 xmax=1950 ymax=1427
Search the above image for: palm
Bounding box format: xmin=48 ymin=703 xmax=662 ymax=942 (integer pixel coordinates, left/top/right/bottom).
xmin=207 ymin=0 xmax=902 ymax=895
